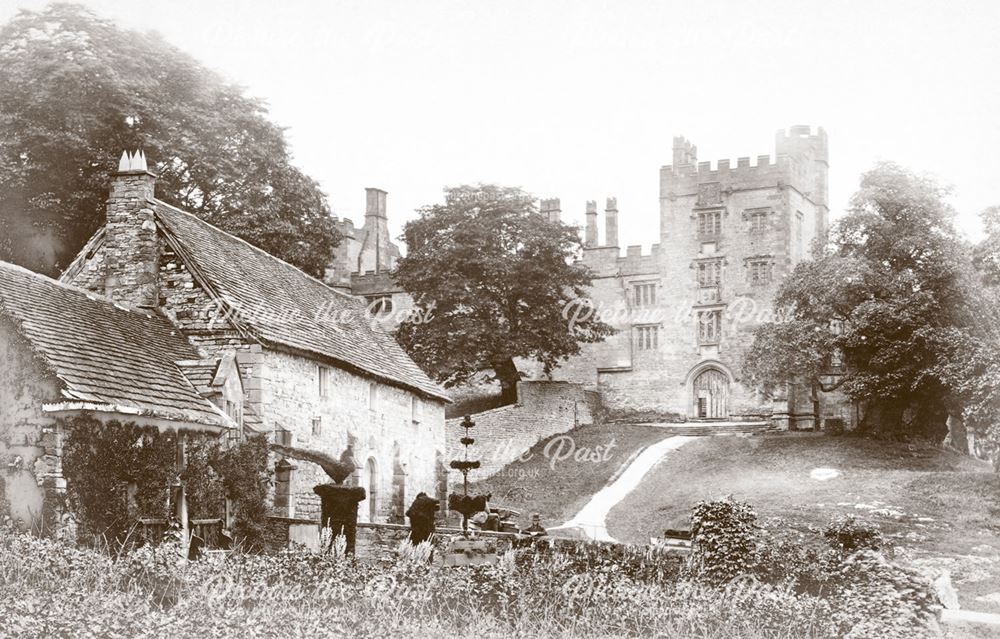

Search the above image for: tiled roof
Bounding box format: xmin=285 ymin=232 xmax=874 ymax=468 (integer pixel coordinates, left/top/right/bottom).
xmin=175 ymin=359 xmax=219 ymax=395
xmin=0 ymin=262 xmax=233 ymax=428
xmin=153 ymin=201 xmax=450 ymax=402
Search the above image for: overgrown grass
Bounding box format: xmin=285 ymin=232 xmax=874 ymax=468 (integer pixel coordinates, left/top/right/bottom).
xmin=0 ymin=523 xmax=935 ymax=639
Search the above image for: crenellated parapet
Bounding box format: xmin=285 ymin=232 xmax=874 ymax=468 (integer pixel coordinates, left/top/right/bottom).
xmin=350 ymin=270 xmax=404 ymax=296
xmin=581 ymin=242 xmax=664 ymax=277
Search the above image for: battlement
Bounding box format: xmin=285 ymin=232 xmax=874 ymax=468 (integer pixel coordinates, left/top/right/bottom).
xmin=662 ymin=153 xmax=783 ymax=177
xmin=350 ymin=270 xmax=403 ymax=295
xmin=776 ymin=124 xmax=827 ymax=144
xmin=539 ymin=197 xmax=561 ymax=223
xmin=581 ymin=242 xmax=663 ymax=276
xmin=775 ymin=125 xmax=829 ymax=163
xmin=540 ymin=198 xmax=560 ymax=212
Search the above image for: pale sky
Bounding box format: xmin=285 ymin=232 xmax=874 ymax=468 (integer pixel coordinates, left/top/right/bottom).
xmin=2 ymin=0 xmax=998 ymax=248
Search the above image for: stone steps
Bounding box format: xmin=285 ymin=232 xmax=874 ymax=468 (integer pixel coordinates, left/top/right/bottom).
xmin=616 ymin=420 xmax=778 ymax=436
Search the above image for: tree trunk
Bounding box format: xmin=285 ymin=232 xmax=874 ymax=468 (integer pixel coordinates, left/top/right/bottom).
xmin=491 ymin=357 xmax=520 ymax=405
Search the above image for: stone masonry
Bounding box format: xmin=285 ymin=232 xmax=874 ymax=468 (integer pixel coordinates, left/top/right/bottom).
xmin=60 ymin=162 xmax=451 ymax=526
xmin=446 ymin=381 xmax=601 ymax=481
xmin=550 ymin=126 xmax=849 ymax=428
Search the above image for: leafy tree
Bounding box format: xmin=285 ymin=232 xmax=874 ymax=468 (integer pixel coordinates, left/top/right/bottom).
xmin=0 ymin=3 xmax=339 ymax=277
xmin=394 ymin=184 xmax=613 ymax=403
xmin=744 ymin=163 xmax=975 ymax=437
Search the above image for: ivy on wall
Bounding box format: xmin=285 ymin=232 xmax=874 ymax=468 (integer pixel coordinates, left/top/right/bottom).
xmin=60 ymin=414 xmax=270 ymax=548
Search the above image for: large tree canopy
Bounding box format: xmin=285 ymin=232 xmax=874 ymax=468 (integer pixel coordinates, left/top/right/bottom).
xmin=744 ymin=163 xmax=998 ymax=439
xmin=0 ymin=3 xmax=339 ymax=277
xmin=394 ymin=185 xmax=613 ymax=402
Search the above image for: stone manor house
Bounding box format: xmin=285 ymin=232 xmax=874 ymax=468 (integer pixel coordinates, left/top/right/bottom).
xmin=548 ymin=126 xmax=851 ymax=429
xmin=0 ymin=152 xmax=450 ymax=531
xmin=324 ymin=126 xmax=851 ymax=430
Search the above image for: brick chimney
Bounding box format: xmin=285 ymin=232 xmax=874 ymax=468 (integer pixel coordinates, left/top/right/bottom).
xmin=358 ymin=187 xmax=393 ymax=274
xmin=584 ymin=200 xmax=598 ymax=247
xmin=604 ymin=197 xmax=619 ymax=247
xmin=104 ymin=150 xmax=160 ymax=309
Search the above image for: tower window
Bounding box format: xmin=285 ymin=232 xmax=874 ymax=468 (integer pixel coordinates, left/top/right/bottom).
xmin=697 ymin=310 xmax=722 ymax=345
xmin=311 ymin=416 xmax=323 ymax=437
xmin=634 ymin=325 xmax=659 ymax=351
xmin=697 ymin=210 xmax=722 ymax=237
xmin=697 ymin=260 xmax=722 ymax=288
xmin=632 ymin=282 xmax=657 ymax=307
xmin=748 ymin=260 xmax=773 ymax=286
xmin=747 ymin=209 xmax=769 ymax=233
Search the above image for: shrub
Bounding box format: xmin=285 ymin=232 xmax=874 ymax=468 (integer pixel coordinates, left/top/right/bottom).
xmin=689 ymin=497 xmax=759 ymax=584
xmin=61 ymin=416 xmax=270 ymax=550
xmin=824 ymin=550 xmax=938 ymax=639
xmin=823 ymin=515 xmax=885 ymax=554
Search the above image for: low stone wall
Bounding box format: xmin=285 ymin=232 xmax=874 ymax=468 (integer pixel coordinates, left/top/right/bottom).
xmin=264 ymin=517 xmax=524 ymax=558
xmin=446 ymin=381 xmax=602 ymax=480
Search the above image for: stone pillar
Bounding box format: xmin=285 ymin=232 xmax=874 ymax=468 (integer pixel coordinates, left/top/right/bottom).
xmin=539 ymin=198 xmax=561 ymax=224
xmin=584 ymin=200 xmax=598 ymax=247
xmin=672 ymin=136 xmax=698 ymax=168
xmin=104 ymin=152 xmax=160 ymax=309
xmin=604 ymin=197 xmax=619 ymax=247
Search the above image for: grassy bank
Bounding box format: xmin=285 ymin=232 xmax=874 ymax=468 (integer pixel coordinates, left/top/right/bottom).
xmin=471 ymin=422 xmax=668 ymax=529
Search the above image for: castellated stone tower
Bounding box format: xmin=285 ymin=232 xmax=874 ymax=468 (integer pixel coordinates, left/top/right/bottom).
xmin=550 ymin=126 xmax=847 ymax=431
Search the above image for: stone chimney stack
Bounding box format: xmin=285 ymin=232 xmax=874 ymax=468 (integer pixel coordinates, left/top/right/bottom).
xmin=604 ymin=197 xmax=619 ymax=247
xmin=539 ymin=198 xmax=561 ymax=224
xmin=358 ymin=187 xmax=393 ymax=274
xmin=584 ymin=201 xmax=598 ymax=247
xmin=104 ymin=150 xmax=160 ymax=309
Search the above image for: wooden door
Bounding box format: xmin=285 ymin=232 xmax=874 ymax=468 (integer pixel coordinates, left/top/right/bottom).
xmin=693 ymin=369 xmax=729 ymax=419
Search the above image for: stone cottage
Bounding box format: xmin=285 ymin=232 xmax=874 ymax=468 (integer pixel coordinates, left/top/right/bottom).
xmin=0 ymin=260 xmax=242 ymax=530
xmin=1 ymin=150 xmax=451 ymax=530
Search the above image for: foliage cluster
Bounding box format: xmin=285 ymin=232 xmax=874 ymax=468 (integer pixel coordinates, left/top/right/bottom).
xmin=395 ymin=184 xmax=614 ymax=401
xmin=744 ymin=162 xmax=1000 ymax=442
xmin=688 ymin=498 xmax=938 ymax=639
xmin=0 ymin=4 xmax=340 ymax=277
xmin=0 ymin=521 xmax=917 ymax=639
xmin=60 ymin=415 xmax=270 ymax=548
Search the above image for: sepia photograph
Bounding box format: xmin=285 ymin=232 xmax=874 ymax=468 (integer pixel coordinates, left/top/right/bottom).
xmin=0 ymin=1 xmax=998 ymax=637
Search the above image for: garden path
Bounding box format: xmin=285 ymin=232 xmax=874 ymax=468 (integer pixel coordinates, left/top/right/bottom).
xmin=548 ymin=435 xmax=695 ymax=542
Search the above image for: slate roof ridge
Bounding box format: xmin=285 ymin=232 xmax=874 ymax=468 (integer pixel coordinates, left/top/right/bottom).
xmin=151 ymin=197 xmax=361 ymax=303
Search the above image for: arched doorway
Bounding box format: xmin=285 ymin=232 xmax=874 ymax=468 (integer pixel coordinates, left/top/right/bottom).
xmin=362 ymin=457 xmax=378 ymax=523
xmin=692 ymin=368 xmax=729 ymax=420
